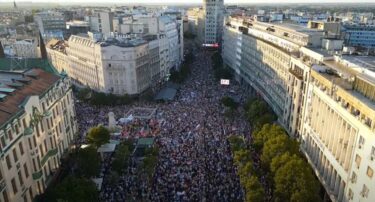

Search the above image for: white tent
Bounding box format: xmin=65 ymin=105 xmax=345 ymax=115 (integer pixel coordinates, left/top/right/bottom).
xmin=97 ymin=143 xmax=116 ymax=153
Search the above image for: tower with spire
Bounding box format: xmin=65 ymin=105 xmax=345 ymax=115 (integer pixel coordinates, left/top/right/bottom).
xmin=13 ymin=0 xmax=17 ymax=9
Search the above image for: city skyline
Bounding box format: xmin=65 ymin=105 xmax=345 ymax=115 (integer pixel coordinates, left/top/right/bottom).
xmin=2 ymin=0 xmax=375 ymax=4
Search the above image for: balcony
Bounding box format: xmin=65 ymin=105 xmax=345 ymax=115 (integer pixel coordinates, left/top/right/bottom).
xmin=23 ymin=127 xmax=34 ymax=136
xmin=32 ymin=170 xmax=43 ymax=180
xmin=40 ymin=148 xmax=58 ymax=166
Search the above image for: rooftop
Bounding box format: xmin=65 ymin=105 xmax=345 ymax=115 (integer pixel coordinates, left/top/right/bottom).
xmin=0 ymin=69 xmax=60 ymax=128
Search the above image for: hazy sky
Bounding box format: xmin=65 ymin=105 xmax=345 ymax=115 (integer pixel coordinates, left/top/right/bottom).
xmin=1 ymin=0 xmax=374 ymax=3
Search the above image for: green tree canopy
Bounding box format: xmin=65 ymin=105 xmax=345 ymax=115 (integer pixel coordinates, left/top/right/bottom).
xmin=233 ymin=149 xmax=252 ymax=168
xmin=253 ymin=124 xmax=286 ymax=151
xmin=274 ymin=158 xmax=321 ymax=202
xmin=228 ymin=135 xmax=246 ymax=152
xmin=86 ymin=125 xmax=110 ymax=148
xmin=244 ymin=176 xmax=265 ymax=202
xmin=50 ymin=176 xmax=99 ymax=202
xmin=221 ymin=96 xmax=239 ymax=109
xmin=112 ymin=144 xmax=131 ymax=173
xmin=261 ymin=134 xmax=299 ymax=170
xmin=75 ymin=146 xmax=100 ymax=178
xmin=270 ymin=152 xmax=299 ymax=175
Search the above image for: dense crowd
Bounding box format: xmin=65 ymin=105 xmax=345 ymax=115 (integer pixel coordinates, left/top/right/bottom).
xmin=75 ymin=47 xmax=249 ymax=201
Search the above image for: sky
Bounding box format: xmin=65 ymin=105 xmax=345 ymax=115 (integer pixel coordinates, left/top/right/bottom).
xmin=1 ymin=0 xmax=374 ymax=4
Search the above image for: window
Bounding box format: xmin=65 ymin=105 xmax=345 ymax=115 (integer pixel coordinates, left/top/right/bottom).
xmin=18 ymin=171 xmax=23 ymax=186
xmin=351 ymin=172 xmax=357 ymax=183
xmin=19 ymin=142 xmax=24 ymax=156
xmin=359 ymin=136 xmax=365 ymax=149
xmin=12 ymin=148 xmax=18 ymax=162
xmin=23 ymin=164 xmax=29 ymax=178
xmin=39 ymin=145 xmax=44 ymax=157
xmin=6 ymin=155 xmax=12 ymax=169
xmin=28 ymin=188 xmax=33 ymax=201
xmin=1 ymin=136 xmax=5 ymax=148
xmin=11 ymin=178 xmax=17 ymax=194
xmin=2 ymin=191 xmax=9 ymax=202
xmin=348 ymin=189 xmax=354 ymax=200
xmin=355 ymin=154 xmax=362 ymax=169
xmin=371 ymin=146 xmax=375 ymax=160
xmin=7 ymin=130 xmax=13 ymax=141
xmin=367 ymin=166 xmax=373 ymax=178
xmin=28 ymin=138 xmax=32 ymax=150
xmin=361 ymin=184 xmax=369 ymax=198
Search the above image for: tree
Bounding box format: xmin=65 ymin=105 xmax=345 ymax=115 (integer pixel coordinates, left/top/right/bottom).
xmin=86 ymin=126 xmax=110 ymax=148
xmin=261 ymin=134 xmax=299 ymax=170
xmin=252 ymin=124 xmax=286 ymax=151
xmin=233 ymin=149 xmax=252 ymax=168
xmin=77 ymin=88 xmax=91 ymax=100
xmin=244 ymin=176 xmax=265 ymax=202
xmin=246 ymin=99 xmax=269 ymax=123
xmin=253 ymin=113 xmax=277 ymax=131
xmin=238 ymin=161 xmax=255 ymax=183
xmin=270 ymin=152 xmax=299 ymax=175
xmin=112 ymin=144 xmax=131 ymax=173
xmin=76 ymin=146 xmax=100 ymax=178
xmin=221 ymin=96 xmax=239 ymax=110
xmin=274 ymin=158 xmax=321 ymax=202
xmin=50 ymin=176 xmax=99 ymax=202
xmin=107 ymin=171 xmax=120 ymax=188
xmin=228 ymin=135 xmax=246 ymax=152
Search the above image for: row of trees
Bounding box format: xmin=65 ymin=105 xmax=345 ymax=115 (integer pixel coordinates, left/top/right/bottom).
xmin=254 ymin=124 xmax=321 ymax=202
xmin=229 ymin=97 xmax=322 ymax=202
xmin=40 ymin=126 xmax=111 ymax=201
xmin=211 ymin=51 xmax=232 ymax=80
xmin=76 ymin=87 xmax=134 ymax=106
xmin=244 ymin=98 xmax=277 ymax=132
xmin=139 ymin=146 xmax=159 ymax=181
xmin=228 ymin=136 xmax=265 ymax=202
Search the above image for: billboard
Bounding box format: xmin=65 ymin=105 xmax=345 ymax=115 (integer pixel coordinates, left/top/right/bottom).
xmin=220 ymin=79 xmax=230 ymax=85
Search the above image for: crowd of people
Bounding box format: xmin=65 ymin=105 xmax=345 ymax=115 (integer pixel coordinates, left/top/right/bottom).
xmin=150 ymin=49 xmax=247 ymax=201
xmin=75 ymin=47 xmax=251 ymax=201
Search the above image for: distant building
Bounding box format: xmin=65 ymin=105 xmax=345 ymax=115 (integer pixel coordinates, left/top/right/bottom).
xmin=47 ymin=33 xmax=167 ymax=95
xmin=343 ymin=24 xmax=375 ymax=49
xmin=34 ymin=12 xmax=66 ymax=35
xmin=66 ymin=21 xmax=90 ymax=36
xmin=201 ymin=0 xmax=224 ymax=45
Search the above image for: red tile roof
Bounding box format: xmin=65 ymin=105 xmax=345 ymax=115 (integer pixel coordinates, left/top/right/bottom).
xmin=0 ymin=69 xmax=60 ymax=128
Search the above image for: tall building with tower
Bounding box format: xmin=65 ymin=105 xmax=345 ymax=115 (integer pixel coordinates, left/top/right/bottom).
xmin=198 ymin=0 xmax=224 ymax=45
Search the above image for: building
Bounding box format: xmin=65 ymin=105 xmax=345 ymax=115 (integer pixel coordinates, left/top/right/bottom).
xmin=300 ymin=55 xmax=375 ymax=202
xmin=222 ymin=17 xmax=327 ymax=136
xmin=47 ymin=33 xmax=166 ymax=95
xmin=66 ymin=21 xmax=90 ymax=36
xmin=343 ymin=23 xmax=375 ymax=49
xmin=34 ymin=12 xmax=66 ymax=35
xmin=201 ymin=0 xmax=224 ymax=45
xmin=98 ymin=12 xmax=114 ymax=37
xmin=0 ymin=38 xmax=38 ymax=58
xmin=223 ymin=16 xmax=375 ymax=202
xmin=0 ymin=65 xmax=77 ymax=202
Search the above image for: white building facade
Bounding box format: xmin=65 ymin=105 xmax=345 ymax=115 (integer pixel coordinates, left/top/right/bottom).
xmin=0 ymin=69 xmax=77 ymax=202
xmin=222 ymin=16 xmax=375 ymax=202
